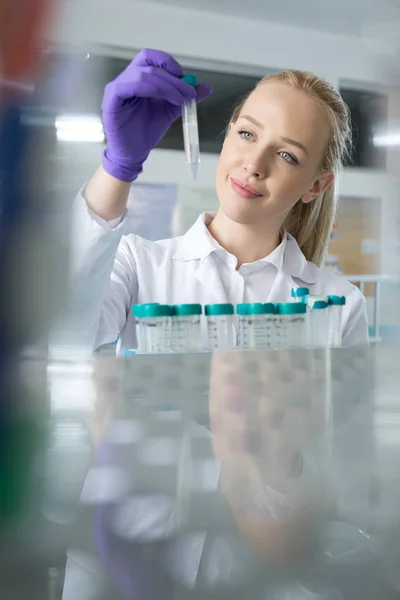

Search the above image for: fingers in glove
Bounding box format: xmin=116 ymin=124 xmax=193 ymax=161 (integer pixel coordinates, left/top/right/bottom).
xmin=131 ymin=48 xmax=184 ymax=78
xmin=104 ymin=66 xmax=196 ymax=109
xmin=195 ymin=82 xmax=213 ymax=104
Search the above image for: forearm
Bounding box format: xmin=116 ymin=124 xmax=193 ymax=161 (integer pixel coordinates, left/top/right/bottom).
xmin=85 ymin=165 xmax=132 ymax=221
xmin=52 ymin=191 xmax=129 ymax=348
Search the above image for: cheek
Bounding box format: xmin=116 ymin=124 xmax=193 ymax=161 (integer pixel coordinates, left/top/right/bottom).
xmin=271 ymin=171 xmax=312 ymax=202
xmin=219 ymin=137 xmax=241 ymax=171
xmin=216 ymin=146 xmax=232 ymax=187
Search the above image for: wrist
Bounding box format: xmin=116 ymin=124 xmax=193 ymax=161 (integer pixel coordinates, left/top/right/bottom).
xmin=102 ymin=149 xmax=144 ymax=183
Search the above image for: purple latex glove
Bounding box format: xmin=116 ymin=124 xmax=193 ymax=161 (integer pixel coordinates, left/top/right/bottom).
xmin=102 ymin=48 xmax=212 ymax=182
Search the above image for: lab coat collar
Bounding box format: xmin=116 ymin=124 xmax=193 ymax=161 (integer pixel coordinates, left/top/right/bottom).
xmin=172 ymin=213 xmax=223 ymax=262
xmin=173 ymin=212 xmax=317 ymax=284
xmin=282 ymin=233 xmax=317 ymax=285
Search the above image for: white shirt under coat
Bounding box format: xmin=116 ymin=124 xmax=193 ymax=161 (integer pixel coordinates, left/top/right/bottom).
xmin=68 ymin=193 xmax=369 ymax=351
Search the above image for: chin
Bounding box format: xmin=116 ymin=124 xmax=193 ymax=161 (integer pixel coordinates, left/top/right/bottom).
xmin=219 ymin=197 xmax=266 ymax=226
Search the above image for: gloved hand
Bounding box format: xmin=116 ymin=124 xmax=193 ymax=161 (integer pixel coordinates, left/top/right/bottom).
xmin=102 ymin=48 xmax=212 ymax=182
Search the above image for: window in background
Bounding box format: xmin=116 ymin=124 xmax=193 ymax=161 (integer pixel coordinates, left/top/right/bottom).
xmin=339 ymin=87 xmax=388 ymax=169
xmin=327 ymin=195 xmax=381 ymax=295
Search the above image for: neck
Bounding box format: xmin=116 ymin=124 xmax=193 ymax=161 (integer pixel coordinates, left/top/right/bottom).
xmin=207 ymin=210 xmax=282 ymax=268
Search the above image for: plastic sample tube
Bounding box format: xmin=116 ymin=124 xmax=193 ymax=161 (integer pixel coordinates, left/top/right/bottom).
xmin=181 ymin=74 xmax=200 ymax=181
xmin=171 ymin=304 xmax=202 ymax=352
xmin=205 ymin=303 xmax=234 ymax=349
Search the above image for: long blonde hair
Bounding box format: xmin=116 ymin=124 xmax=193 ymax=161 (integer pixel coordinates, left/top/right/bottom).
xmin=230 ymin=70 xmax=351 ymax=267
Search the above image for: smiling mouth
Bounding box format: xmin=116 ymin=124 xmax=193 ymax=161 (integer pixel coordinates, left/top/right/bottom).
xmin=231 ymin=178 xmax=263 ymax=199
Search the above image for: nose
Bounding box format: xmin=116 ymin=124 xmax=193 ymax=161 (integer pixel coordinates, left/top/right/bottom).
xmin=242 ymin=147 xmax=267 ymax=179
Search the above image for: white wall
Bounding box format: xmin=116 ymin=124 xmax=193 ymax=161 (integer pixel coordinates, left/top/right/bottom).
xmin=54 ymin=142 xmax=218 ymax=189
xmin=55 ymin=0 xmax=394 ymax=85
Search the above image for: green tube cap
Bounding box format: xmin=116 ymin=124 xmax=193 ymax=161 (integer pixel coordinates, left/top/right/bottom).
xmin=236 ymin=303 xmax=250 ymax=315
xmin=237 ymin=302 xmax=276 ymax=315
xmin=182 ymin=74 xmax=197 ymax=87
xmin=132 ymin=303 xmax=159 ymax=317
xmin=205 ymin=303 xmax=234 ymax=316
xmin=291 ymin=287 xmax=310 ymax=298
xmin=277 ymin=303 xmax=307 ymax=315
xmin=312 ymin=300 xmax=328 ymax=310
xmin=173 ymin=303 xmax=202 ymax=316
xmin=328 ymin=295 xmax=346 ymax=306
xmin=136 ymin=304 xmax=172 ymax=318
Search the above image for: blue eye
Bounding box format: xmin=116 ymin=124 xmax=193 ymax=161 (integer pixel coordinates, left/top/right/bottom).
xmin=238 ymin=129 xmax=253 ymax=141
xmin=279 ymin=151 xmax=298 ymax=165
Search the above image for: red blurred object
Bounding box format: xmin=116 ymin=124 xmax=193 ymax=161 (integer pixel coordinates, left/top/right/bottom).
xmin=0 ymin=0 xmax=52 ymax=87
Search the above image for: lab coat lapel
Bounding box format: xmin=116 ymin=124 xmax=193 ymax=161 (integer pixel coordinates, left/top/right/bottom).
xmin=195 ymin=253 xmax=229 ymax=304
xmin=266 ymin=271 xmax=294 ymax=303
xmin=173 ymin=213 xmax=227 ymax=303
xmin=266 ymin=234 xmax=317 ymax=303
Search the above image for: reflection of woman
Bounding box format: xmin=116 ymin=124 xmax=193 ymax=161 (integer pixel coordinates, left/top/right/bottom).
xmin=70 ymin=48 xmax=368 ymax=351
xmin=63 ymin=352 xmax=318 ymax=600
xmin=209 ymin=351 xmax=323 ymax=565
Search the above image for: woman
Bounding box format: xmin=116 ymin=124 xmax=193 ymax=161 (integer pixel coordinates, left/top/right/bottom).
xmin=69 ymin=48 xmax=368 ymax=350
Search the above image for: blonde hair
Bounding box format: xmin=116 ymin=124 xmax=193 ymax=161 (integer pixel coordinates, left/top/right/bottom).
xmin=230 ymin=70 xmax=351 ymax=267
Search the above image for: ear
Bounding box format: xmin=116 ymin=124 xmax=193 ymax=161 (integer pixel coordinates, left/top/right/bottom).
xmin=301 ymin=172 xmax=334 ymax=204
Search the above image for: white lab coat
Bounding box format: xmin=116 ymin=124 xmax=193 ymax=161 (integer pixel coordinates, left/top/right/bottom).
xmin=67 ymin=193 xmax=369 ymax=351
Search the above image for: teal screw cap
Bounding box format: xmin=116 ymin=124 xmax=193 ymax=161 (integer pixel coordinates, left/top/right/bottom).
xmin=137 ymin=304 xmax=172 ymax=318
xmin=249 ymin=303 xmax=275 ymax=315
xmin=236 ymin=303 xmax=251 ymax=315
xmin=312 ymin=301 xmax=328 ymax=310
xmin=277 ymin=303 xmax=307 ymax=315
xmin=261 ymin=303 xmax=276 ymax=314
xmin=291 ymin=287 xmax=310 ymax=298
xmin=132 ymin=303 xmax=159 ymax=317
xmin=328 ymin=295 xmax=346 ymax=306
xmin=237 ymin=302 xmax=276 ymax=315
xmin=182 ymin=74 xmax=197 ymax=87
xmin=173 ymin=303 xmax=202 ymax=316
xmin=205 ymin=303 xmax=234 ymax=316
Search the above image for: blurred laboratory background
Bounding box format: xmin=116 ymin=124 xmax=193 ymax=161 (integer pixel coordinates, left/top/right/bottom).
xmin=2 ymin=0 xmax=400 ymax=599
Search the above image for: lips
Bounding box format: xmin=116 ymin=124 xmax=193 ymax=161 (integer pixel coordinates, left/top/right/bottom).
xmin=231 ymin=178 xmax=262 ymax=199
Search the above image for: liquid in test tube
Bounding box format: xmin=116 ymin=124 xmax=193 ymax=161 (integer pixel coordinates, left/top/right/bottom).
xmin=181 ymin=74 xmax=200 ymax=181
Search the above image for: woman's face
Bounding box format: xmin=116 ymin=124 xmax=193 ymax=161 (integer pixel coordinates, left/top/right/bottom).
xmin=216 ymin=81 xmax=333 ymax=227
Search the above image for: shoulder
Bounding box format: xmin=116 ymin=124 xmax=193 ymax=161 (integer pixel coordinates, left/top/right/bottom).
xmin=285 ymin=234 xmax=361 ymax=298
xmin=115 ymin=232 xmax=185 ymax=270
xmin=118 ymin=232 xmax=183 ymax=254
xmin=305 ymin=260 xmax=366 ymax=314
xmin=305 ymin=261 xmax=368 ymax=346
xmin=307 ymin=261 xmax=361 ymax=297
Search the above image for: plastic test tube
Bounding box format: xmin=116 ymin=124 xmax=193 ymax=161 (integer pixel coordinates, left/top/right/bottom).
xmin=291 ymin=287 xmax=310 ymax=303
xmin=252 ymin=303 xmax=276 ymax=349
xmin=275 ymin=303 xmax=308 ymax=348
xmin=181 ymin=74 xmax=200 ymax=181
xmin=236 ymin=303 xmax=251 ymax=349
xmin=132 ymin=303 xmax=159 ymax=352
xmin=327 ymin=295 xmax=346 ymax=347
xmin=308 ymin=299 xmax=329 ymax=347
xmin=236 ymin=303 xmax=276 ymax=350
xmin=135 ymin=304 xmax=172 ymax=354
xmin=205 ymin=303 xmax=235 ymax=350
xmin=171 ymin=304 xmax=203 ymax=352
xmin=307 ymin=294 xmax=328 ymax=308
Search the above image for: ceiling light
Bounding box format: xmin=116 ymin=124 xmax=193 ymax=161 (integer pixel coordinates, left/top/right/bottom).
xmin=373 ymin=133 xmax=400 ymax=147
xmin=55 ymin=114 xmax=105 ymax=143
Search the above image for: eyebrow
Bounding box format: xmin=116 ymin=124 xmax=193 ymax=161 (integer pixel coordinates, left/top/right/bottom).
xmin=239 ymin=114 xmax=310 ymax=156
xmin=280 ymin=136 xmax=309 ymax=157
xmin=240 ymin=114 xmax=264 ymax=129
